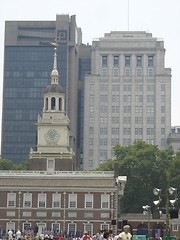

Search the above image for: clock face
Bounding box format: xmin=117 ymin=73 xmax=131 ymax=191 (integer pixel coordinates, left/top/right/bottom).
xmin=46 ymin=129 xmax=59 ymax=142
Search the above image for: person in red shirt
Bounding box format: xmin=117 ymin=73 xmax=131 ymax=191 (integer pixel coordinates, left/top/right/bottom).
xmin=82 ymin=231 xmax=91 ymax=240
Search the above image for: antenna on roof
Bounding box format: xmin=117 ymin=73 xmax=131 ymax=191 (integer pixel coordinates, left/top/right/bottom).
xmin=128 ymin=0 xmax=130 ymax=31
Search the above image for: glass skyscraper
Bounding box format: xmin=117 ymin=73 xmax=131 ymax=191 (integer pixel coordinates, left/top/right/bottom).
xmin=2 ymin=15 xmax=81 ymax=163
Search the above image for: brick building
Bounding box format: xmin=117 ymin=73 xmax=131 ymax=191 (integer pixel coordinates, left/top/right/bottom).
xmin=0 ymin=171 xmax=126 ymax=235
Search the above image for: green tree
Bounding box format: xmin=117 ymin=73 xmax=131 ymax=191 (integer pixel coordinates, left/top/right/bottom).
xmin=0 ymin=158 xmax=29 ymax=170
xmin=0 ymin=158 xmax=15 ymax=170
xmin=98 ymin=140 xmax=174 ymax=213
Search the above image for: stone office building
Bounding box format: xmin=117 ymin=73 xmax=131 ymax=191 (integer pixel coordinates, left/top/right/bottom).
xmin=83 ymin=31 xmax=171 ymax=170
xmin=0 ymin=171 xmax=126 ymax=235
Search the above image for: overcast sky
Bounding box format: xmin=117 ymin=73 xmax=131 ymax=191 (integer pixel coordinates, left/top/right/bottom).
xmin=0 ymin=0 xmax=179 ymax=133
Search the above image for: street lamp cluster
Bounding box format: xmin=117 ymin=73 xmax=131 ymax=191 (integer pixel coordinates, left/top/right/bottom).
xmin=153 ymin=187 xmax=178 ymax=233
xmin=142 ymin=187 xmax=178 ymax=238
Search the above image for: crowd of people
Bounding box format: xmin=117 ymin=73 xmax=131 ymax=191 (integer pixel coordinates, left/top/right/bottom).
xmin=5 ymin=225 xmax=132 ymax=240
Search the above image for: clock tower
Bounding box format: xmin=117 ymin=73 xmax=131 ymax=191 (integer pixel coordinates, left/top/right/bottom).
xmin=29 ymin=45 xmax=76 ymax=172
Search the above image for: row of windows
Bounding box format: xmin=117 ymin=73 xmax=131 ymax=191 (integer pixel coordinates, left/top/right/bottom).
xmin=89 ymin=138 xmax=167 ymax=156
xmin=90 ymin=83 xmax=166 ymax=92
xmin=102 ymin=68 xmax=154 ymax=77
xmin=90 ymin=116 xmax=166 ymax=125
xmin=7 ymin=193 xmax=110 ymax=209
xmin=101 ymin=55 xmax=154 ymax=68
xmin=89 ymin=106 xmax=166 ymax=114
xmin=7 ymin=222 xmax=109 ymax=236
xmin=89 ymin=127 xmax=166 ymax=143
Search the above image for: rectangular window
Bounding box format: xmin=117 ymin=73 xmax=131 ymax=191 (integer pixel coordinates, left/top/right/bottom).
xmin=137 ymin=68 xmax=142 ymax=77
xmin=147 ymin=128 xmax=154 ymax=135
xmin=125 ymin=68 xmax=131 ymax=77
xmin=68 ymin=223 xmax=76 ymax=235
xmin=89 ymin=149 xmax=93 ymax=156
xmin=23 ymin=222 xmax=31 ymax=231
xmin=23 ymin=193 xmax=32 ymax=208
xmin=147 ymin=95 xmax=154 ymax=102
xmin=89 ymin=138 xmax=93 ymax=145
xmin=161 ymin=106 xmax=165 ymax=113
xmin=90 ymin=84 xmax=94 ymax=91
xmin=89 ymin=127 xmax=94 ymax=134
xmin=101 ymin=194 xmax=110 ymax=209
xmin=84 ymin=224 xmax=93 ymax=237
xmin=123 ymin=106 xmax=131 ymax=113
xmin=38 ymin=193 xmax=46 ymax=208
xmin=161 ymin=128 xmax=165 ymax=135
xmin=7 ymin=193 xmax=16 ymax=207
xmin=123 ymin=117 xmax=131 ymax=124
xmin=89 ymin=117 xmax=94 ymax=123
xmin=135 ymin=117 xmax=143 ymax=124
xmin=85 ymin=194 xmax=93 ymax=208
xmin=147 ymin=84 xmax=155 ymax=91
xmin=161 ymin=139 xmax=166 ymax=146
xmin=161 ymin=117 xmax=165 ymax=124
xmin=161 ymin=95 xmax=165 ymax=102
xmin=102 ymin=68 xmax=107 ymax=77
xmin=135 ymin=128 xmax=143 ymax=135
xmin=52 ymin=194 xmax=61 ymax=208
xmin=52 ymin=223 xmax=60 ymax=234
xmin=148 ymin=68 xmax=154 ymax=77
xmin=102 ymin=56 xmax=108 ymax=67
xmin=148 ymin=56 xmax=154 ymax=67
xmin=161 ymin=84 xmax=165 ymax=91
xmin=136 ymin=56 xmax=142 ymax=67
xmin=125 ymin=56 xmax=131 ymax=67
xmin=101 ymin=224 xmax=109 ymax=231
xmin=69 ymin=194 xmax=77 ymax=208
xmin=7 ymin=222 xmax=15 ymax=232
xmin=147 ymin=117 xmax=154 ymax=124
xmin=123 ymin=128 xmax=131 ymax=135
xmin=113 ymin=68 xmax=119 ymax=77
xmin=113 ymin=56 xmax=119 ymax=67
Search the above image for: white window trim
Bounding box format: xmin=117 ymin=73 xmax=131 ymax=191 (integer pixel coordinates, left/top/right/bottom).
xmin=7 ymin=193 xmax=16 ymax=208
xmin=52 ymin=223 xmax=60 ymax=233
xmin=101 ymin=224 xmax=109 ymax=231
xmin=38 ymin=193 xmax=46 ymax=208
xmin=85 ymin=194 xmax=93 ymax=209
xmin=52 ymin=193 xmax=61 ymax=208
xmin=68 ymin=194 xmax=77 ymax=208
xmin=23 ymin=193 xmax=32 ymax=208
xmin=101 ymin=194 xmax=110 ymax=209
xmin=68 ymin=223 xmax=77 ymax=234
xmin=23 ymin=222 xmax=31 ymax=231
xmin=6 ymin=222 xmax=15 ymax=232
xmin=84 ymin=223 xmax=93 ymax=236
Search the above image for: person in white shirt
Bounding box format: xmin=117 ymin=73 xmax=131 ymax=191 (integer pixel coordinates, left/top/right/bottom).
xmin=16 ymin=229 xmax=22 ymax=240
xmin=118 ymin=225 xmax=132 ymax=240
xmin=8 ymin=230 xmax=13 ymax=240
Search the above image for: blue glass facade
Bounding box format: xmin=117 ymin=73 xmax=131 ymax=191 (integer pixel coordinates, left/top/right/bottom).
xmin=2 ymin=45 xmax=67 ymax=163
xmin=77 ymin=58 xmax=91 ymax=167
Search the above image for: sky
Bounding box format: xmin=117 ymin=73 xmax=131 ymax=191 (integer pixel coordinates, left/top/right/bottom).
xmin=0 ymin=0 xmax=180 ymax=138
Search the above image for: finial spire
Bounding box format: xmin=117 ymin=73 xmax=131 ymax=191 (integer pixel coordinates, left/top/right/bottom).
xmin=50 ymin=41 xmax=59 ymax=85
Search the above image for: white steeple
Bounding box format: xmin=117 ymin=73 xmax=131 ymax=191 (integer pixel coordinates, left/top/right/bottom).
xmin=51 ymin=47 xmax=59 ymax=84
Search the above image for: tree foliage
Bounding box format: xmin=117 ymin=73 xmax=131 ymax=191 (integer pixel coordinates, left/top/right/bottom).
xmin=97 ymin=140 xmax=179 ymax=213
xmin=0 ymin=158 xmax=29 ymax=170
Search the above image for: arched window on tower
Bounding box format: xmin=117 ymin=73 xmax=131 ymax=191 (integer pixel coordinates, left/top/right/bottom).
xmin=51 ymin=97 xmax=56 ymax=110
xmin=59 ymin=98 xmax=62 ymax=111
xmin=45 ymin=98 xmax=48 ymax=110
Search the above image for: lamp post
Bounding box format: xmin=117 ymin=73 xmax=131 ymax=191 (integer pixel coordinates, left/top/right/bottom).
xmin=18 ymin=191 xmax=21 ymax=230
xmin=153 ymin=187 xmax=178 ymax=235
xmin=63 ymin=192 xmax=66 ymax=235
xmin=142 ymin=205 xmax=151 ymax=239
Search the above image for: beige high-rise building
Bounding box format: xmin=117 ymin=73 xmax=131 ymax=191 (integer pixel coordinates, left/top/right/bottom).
xmin=83 ymin=31 xmax=171 ymax=170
